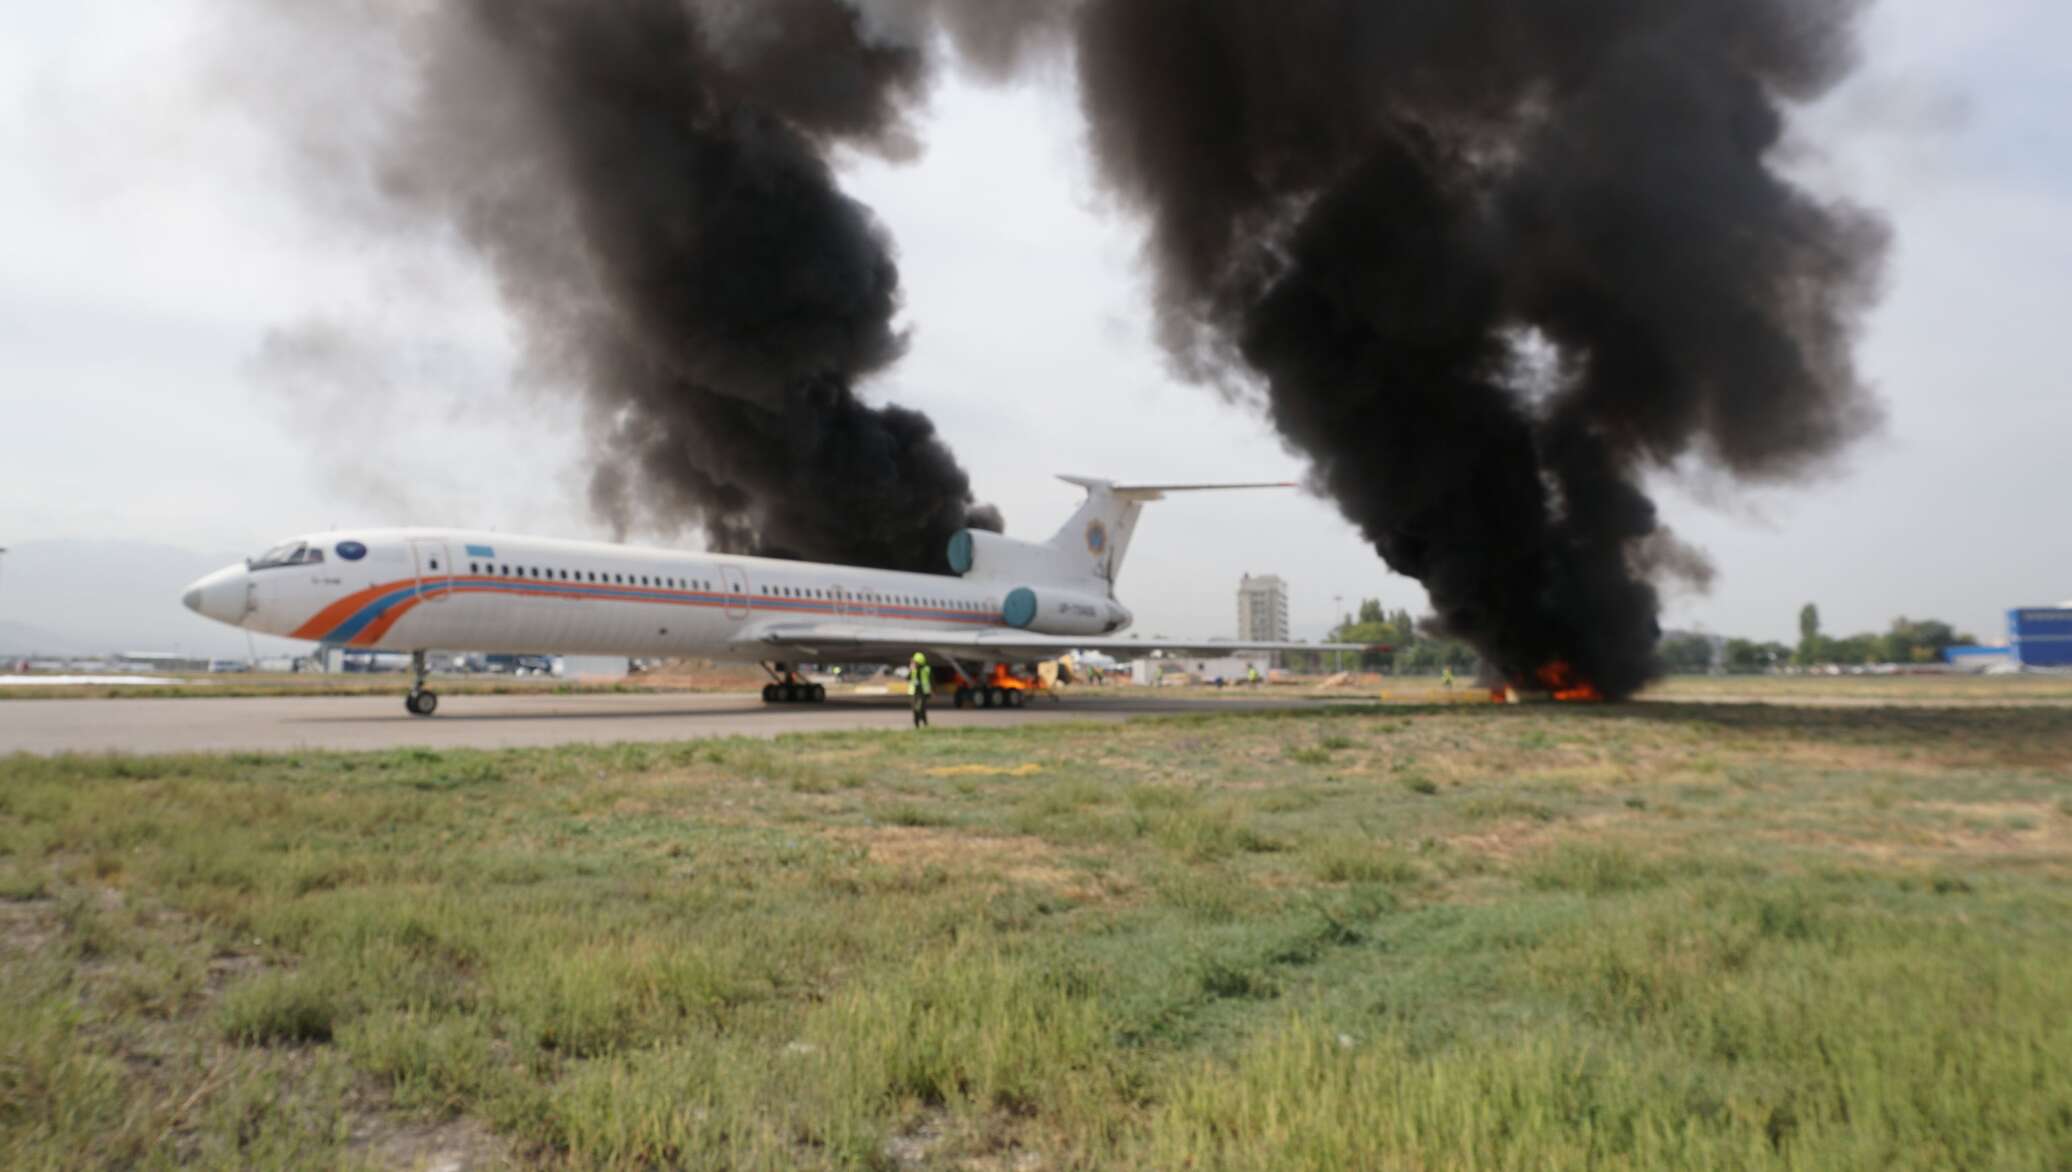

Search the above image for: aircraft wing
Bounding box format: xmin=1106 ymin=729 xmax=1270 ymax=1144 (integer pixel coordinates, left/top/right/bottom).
xmin=734 ymin=621 xmax=1380 ymax=662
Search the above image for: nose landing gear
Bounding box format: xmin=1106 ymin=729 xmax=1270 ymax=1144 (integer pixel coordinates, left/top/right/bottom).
xmin=405 ymin=650 xmax=439 ymax=717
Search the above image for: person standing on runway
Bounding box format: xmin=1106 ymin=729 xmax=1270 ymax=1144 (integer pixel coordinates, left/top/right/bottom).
xmin=908 ymin=652 xmax=933 ymax=728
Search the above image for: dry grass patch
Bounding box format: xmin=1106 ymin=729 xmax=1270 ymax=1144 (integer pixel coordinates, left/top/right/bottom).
xmin=826 ymin=826 xmax=1085 ymax=894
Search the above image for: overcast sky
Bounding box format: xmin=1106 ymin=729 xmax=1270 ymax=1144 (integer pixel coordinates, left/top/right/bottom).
xmin=2 ymin=0 xmax=2067 ymax=647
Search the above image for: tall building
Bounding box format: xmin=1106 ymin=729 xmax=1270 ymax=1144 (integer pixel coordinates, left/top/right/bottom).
xmin=1237 ymin=574 xmax=1290 ymax=644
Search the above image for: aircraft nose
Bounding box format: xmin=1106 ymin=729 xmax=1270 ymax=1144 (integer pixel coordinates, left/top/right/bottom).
xmin=181 ymin=565 xmax=251 ymax=627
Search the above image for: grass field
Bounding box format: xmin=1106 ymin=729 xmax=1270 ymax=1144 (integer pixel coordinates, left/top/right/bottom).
xmin=2 ymin=688 xmax=2068 ymax=1168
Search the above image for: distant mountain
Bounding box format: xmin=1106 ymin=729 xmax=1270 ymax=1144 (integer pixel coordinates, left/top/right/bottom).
xmin=0 ymin=539 xmax=307 ymax=659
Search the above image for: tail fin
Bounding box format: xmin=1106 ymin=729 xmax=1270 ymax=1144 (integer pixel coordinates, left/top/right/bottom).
xmin=1048 ymin=476 xmax=1295 ymax=592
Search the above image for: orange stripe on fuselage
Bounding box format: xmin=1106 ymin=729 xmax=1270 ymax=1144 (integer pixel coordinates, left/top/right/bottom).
xmin=289 ymin=579 xmax=412 ymax=640
xmin=304 ymin=575 xmax=1001 ymax=647
xmin=348 ymin=588 xmax=440 ymax=646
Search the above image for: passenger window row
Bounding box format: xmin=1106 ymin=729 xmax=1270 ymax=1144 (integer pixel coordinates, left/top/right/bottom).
xmin=758 ymin=584 xmax=983 ymax=611
xmin=467 ymin=563 xmax=715 ymax=591
xmin=450 ymin=562 xmax=987 ymax=614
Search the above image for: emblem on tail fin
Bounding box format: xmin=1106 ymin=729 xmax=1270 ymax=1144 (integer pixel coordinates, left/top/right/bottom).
xmin=1085 ymin=520 xmax=1109 ymax=556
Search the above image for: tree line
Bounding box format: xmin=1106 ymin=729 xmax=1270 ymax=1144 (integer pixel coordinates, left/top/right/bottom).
xmin=1313 ymin=598 xmax=1978 ymax=677
xmin=1297 ymin=599 xmax=1479 ymax=675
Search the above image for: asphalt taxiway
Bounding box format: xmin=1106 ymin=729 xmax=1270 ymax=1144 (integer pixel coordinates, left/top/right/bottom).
xmin=0 ymin=691 xmax=1346 ymax=756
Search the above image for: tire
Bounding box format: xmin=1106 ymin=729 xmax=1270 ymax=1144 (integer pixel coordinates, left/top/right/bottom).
xmin=980 ymin=687 xmax=997 ymax=709
xmin=954 ymin=687 xmax=971 ymax=709
xmin=406 ymin=690 xmax=437 ymax=717
xmin=782 ymin=683 xmax=800 ymax=703
xmin=810 ymin=684 xmax=826 ymax=703
xmin=1004 ymin=688 xmax=1023 ymax=709
xmin=762 ymin=683 xmax=778 ymax=703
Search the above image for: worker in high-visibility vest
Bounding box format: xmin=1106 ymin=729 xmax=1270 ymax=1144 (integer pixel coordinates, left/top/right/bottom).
xmin=909 ymin=651 xmax=933 ymax=728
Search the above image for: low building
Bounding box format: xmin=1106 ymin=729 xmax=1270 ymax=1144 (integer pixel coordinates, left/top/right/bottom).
xmin=115 ymin=651 xmax=212 ymax=673
xmin=1943 ymin=644 xmax=2016 ymax=672
xmin=1128 ymin=653 xmax=1270 ymax=686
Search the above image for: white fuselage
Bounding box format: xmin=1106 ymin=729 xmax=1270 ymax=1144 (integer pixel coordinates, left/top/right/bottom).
xmin=182 ymin=528 xmax=1095 ymax=661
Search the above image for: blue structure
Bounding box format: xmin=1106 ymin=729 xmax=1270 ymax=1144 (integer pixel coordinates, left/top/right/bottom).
xmin=2009 ymin=608 xmax=2072 ymax=668
xmin=1944 ymin=644 xmax=2014 ymax=669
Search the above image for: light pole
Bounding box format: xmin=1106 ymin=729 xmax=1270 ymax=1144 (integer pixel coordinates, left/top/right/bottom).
xmin=1331 ymin=593 xmax=1345 ymax=674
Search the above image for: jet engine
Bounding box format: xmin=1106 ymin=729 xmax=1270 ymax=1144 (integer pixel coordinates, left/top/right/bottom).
xmin=1000 ymin=586 xmax=1131 ymax=636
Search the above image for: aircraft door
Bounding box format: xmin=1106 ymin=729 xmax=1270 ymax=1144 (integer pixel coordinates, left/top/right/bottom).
xmin=409 ymin=539 xmax=453 ymax=603
xmin=721 ymin=565 xmax=749 ymax=619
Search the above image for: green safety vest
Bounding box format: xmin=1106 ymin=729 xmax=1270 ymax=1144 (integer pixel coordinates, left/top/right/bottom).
xmin=909 ymin=663 xmax=932 ymax=695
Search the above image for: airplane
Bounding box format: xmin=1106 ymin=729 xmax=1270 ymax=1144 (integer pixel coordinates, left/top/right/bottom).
xmin=181 ymin=476 xmax=1369 ymax=716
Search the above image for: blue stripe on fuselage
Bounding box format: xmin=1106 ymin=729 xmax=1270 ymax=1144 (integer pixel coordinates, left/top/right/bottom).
xmin=314 ymin=576 xmax=998 ymax=642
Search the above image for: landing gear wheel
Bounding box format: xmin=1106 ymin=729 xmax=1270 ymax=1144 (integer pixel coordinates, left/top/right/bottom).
xmin=781 ymin=682 xmax=801 ymax=703
xmin=762 ymin=683 xmax=779 ymax=703
xmin=809 ymin=684 xmax=826 ymax=703
xmin=406 ymin=690 xmax=438 ymax=717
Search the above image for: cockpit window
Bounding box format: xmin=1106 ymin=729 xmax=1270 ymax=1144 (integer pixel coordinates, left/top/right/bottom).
xmin=250 ymin=541 xmax=325 ymax=570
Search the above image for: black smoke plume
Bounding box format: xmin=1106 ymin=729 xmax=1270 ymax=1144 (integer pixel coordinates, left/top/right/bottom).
xmin=1066 ymin=0 xmax=1887 ymax=697
xmin=256 ymin=1 xmax=1883 ymax=693
xmin=348 ymin=0 xmax=1001 ymax=568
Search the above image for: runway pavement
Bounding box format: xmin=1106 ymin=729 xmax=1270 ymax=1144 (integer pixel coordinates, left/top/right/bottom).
xmin=0 ymin=690 xmax=1347 ymax=756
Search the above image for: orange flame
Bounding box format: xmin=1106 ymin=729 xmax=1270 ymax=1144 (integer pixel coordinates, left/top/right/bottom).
xmin=1535 ymin=661 xmax=1604 ymax=703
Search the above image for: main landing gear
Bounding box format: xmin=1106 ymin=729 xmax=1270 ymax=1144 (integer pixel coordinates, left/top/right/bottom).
xmin=760 ymin=665 xmax=826 ymax=705
xmin=405 ymin=649 xmax=439 ymax=717
xmin=951 ymin=683 xmax=1025 ymax=709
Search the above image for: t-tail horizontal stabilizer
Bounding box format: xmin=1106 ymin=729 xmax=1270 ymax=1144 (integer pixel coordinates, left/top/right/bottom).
xmin=947 ymin=476 xmax=1297 ymax=593
xmin=1048 ymin=476 xmax=1297 ymax=588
